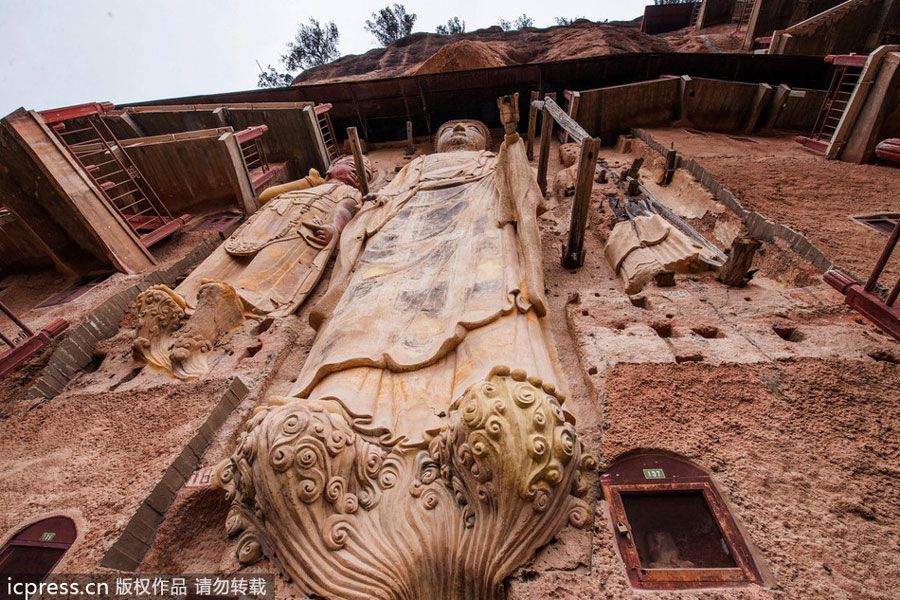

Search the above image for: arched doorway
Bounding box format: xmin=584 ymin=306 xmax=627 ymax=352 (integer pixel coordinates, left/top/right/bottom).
xmin=0 ymin=517 xmax=76 ymax=586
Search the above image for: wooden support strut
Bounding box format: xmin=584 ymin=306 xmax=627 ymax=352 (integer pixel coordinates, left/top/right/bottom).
xmin=346 ymin=127 xmax=369 ymax=197
xmin=526 ymin=91 xmax=539 ymax=161
xmin=561 ymin=91 xmax=580 ymax=145
xmin=405 ymin=121 xmax=415 ymax=155
xmin=534 ymin=95 xmax=590 ymax=146
xmin=537 ymin=97 xmax=554 ymax=197
xmin=659 ymin=145 xmax=677 ymax=186
xmin=562 ymin=136 xmax=601 ymax=269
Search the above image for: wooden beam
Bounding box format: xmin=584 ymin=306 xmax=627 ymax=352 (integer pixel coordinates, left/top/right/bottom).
xmin=562 ymin=136 xmax=601 ymax=268
xmin=542 ymin=95 xmax=589 ymax=146
xmin=347 ymin=126 xmax=369 ymax=197
xmin=526 ymin=90 xmax=539 ymax=161
xmin=9 ymin=110 xmax=156 ymax=274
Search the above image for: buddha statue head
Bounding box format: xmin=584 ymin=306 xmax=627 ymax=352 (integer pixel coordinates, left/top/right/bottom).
xmin=434 ymin=120 xmax=491 ymax=153
xmin=325 ymin=154 xmax=373 ymax=189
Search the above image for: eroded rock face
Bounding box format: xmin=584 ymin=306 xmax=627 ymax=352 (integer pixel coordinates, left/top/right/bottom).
xmin=217 ymin=369 xmax=591 ymax=600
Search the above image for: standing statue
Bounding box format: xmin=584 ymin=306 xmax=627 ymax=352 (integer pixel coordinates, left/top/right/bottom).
xmin=216 ymin=107 xmax=591 ymax=600
xmin=131 ymin=156 xmax=368 ymax=379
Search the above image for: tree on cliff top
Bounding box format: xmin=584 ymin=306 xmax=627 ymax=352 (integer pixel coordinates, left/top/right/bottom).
xmin=497 ymin=14 xmax=534 ymax=31
xmin=283 ymin=18 xmax=340 ymax=71
xmin=365 ymin=4 xmax=417 ymax=46
xmin=258 ymin=18 xmax=340 ymax=88
xmin=554 ymin=16 xmax=585 ymax=26
xmin=436 ymin=17 xmax=465 ymax=35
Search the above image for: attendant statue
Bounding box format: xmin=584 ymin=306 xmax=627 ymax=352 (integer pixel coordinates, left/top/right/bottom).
xmin=132 ymin=155 xmax=368 ymax=379
xmin=216 ymin=105 xmax=591 ymax=600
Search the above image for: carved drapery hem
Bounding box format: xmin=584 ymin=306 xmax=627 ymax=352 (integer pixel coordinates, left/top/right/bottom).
xmin=216 ymin=367 xmax=592 ymax=600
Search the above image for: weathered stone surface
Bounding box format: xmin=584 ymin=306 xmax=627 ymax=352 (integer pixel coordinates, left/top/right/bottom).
xmin=214 ymin=122 xmax=589 ymax=600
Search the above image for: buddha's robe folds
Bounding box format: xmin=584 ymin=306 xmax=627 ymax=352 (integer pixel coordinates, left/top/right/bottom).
xmin=291 ymin=136 xmax=563 ymax=446
xmin=178 ymin=182 xmax=360 ymax=317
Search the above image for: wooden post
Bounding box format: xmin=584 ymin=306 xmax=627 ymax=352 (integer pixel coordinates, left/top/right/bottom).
xmin=561 ymin=91 xmax=580 ymax=145
xmin=762 ymin=84 xmax=792 ymax=132
xmin=526 ymin=90 xmax=539 ymax=161
xmin=537 ymin=106 xmax=553 ymax=196
xmin=212 ymin=106 xmax=229 ymax=128
xmin=346 ymin=126 xmax=369 ymax=196
xmin=717 ymin=237 xmax=762 ymax=287
xmin=220 ymin=132 xmax=259 ymax=215
xmin=115 ymin=111 xmax=147 ymax=138
xmin=562 ymin=136 xmax=601 ymax=268
xmin=625 ymin=177 xmax=640 ymax=196
xmin=659 ymin=145 xmax=677 ymax=186
xmin=744 ymin=83 xmax=774 ymax=134
xmin=676 ymin=75 xmax=692 ymax=126
xmin=405 ymin=121 xmax=414 ymax=155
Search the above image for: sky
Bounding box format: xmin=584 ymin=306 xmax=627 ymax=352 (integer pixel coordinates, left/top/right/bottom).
xmin=0 ymin=1 xmax=651 ymax=117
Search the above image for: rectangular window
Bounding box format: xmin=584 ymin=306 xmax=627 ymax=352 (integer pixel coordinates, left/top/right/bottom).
xmin=621 ymin=491 xmax=737 ymax=570
xmin=601 ymin=455 xmax=765 ymax=590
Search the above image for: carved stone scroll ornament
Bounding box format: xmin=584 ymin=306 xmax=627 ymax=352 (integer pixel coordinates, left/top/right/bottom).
xmin=132 ymin=280 xmax=244 ymax=379
xmin=215 ymin=367 xmax=592 ymax=600
xmin=132 ymin=285 xmax=187 ymax=373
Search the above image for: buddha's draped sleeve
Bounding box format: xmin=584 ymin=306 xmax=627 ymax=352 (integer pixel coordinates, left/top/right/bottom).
xmin=494 ymin=133 xmax=549 ymax=317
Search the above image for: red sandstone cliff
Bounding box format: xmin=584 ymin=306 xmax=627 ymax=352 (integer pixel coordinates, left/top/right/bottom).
xmin=293 ymin=19 xmax=739 ymax=85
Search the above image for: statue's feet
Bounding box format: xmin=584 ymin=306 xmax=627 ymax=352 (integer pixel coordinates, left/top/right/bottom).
xmin=216 ymin=369 xmax=592 ymax=600
xmin=169 ymin=281 xmax=244 ymax=380
xmin=131 ymin=285 xmax=187 ymax=372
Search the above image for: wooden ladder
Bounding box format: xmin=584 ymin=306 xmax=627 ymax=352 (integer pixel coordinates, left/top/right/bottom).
xmin=315 ymin=104 xmax=340 ymax=161
xmin=734 ymin=0 xmax=757 ymax=32
xmin=689 ymin=2 xmax=701 ymax=29
xmin=46 ymin=109 xmax=180 ymax=247
xmin=810 ymin=63 xmax=863 ymax=144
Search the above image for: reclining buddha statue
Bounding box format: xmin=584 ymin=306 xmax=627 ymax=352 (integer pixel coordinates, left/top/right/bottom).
xmin=131 ymin=155 xmax=369 ymax=379
xmin=215 ymin=105 xmax=591 ymax=600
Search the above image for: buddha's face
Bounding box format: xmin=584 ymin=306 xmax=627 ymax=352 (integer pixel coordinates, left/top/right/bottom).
xmin=325 ymin=154 xmax=372 ymax=189
xmin=435 ymin=120 xmax=488 ymax=153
